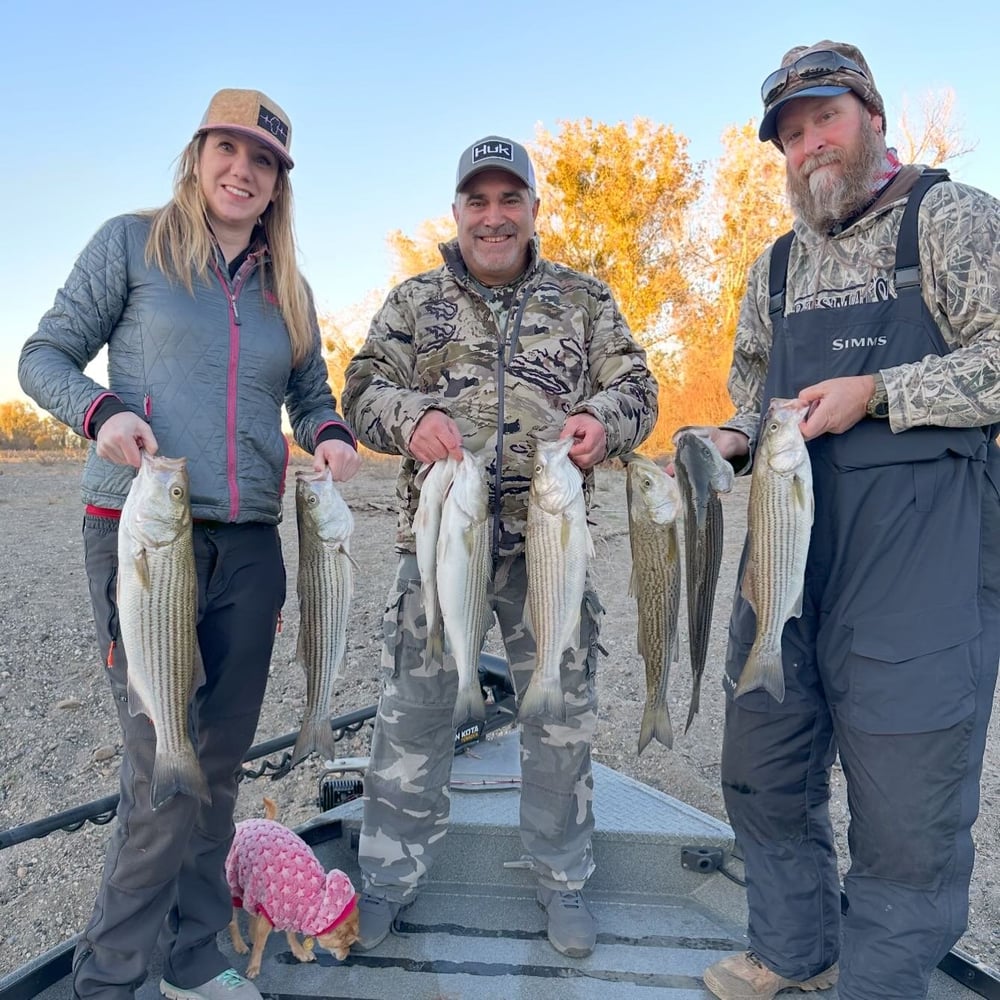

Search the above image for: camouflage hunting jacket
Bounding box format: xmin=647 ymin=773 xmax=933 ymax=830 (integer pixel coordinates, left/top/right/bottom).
xmin=724 ymin=166 xmax=1000 ymax=455
xmin=342 ymin=238 xmax=658 ymax=556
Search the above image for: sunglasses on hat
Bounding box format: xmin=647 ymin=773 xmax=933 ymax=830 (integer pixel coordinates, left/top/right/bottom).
xmin=761 ymin=50 xmax=868 ymax=107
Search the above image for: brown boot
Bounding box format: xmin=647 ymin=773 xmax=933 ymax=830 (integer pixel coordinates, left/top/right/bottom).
xmin=703 ymin=951 xmax=838 ymax=1000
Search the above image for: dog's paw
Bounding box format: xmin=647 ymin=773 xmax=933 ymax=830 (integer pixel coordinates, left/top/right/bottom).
xmin=288 ymin=933 xmax=316 ymax=964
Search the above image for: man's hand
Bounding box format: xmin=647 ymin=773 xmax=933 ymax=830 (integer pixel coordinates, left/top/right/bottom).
xmin=95 ymin=412 xmax=158 ymax=467
xmin=560 ymin=412 xmax=607 ymax=470
xmin=798 ymin=375 xmax=875 ymax=439
xmin=314 ymin=439 xmax=362 ymax=481
xmin=408 ymin=409 xmax=465 ymax=464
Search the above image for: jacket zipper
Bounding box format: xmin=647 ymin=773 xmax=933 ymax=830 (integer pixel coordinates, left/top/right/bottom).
xmin=490 ymin=288 xmax=532 ymax=562
xmin=210 ymin=253 xmax=259 ymax=521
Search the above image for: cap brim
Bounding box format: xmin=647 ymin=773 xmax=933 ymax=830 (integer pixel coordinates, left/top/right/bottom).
xmin=758 ymin=85 xmax=850 ymax=142
xmin=456 ymin=163 xmax=532 ymax=193
xmin=196 ymin=124 xmax=294 ymax=169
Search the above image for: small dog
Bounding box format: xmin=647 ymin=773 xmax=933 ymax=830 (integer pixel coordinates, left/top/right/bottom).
xmin=226 ymin=797 xmax=359 ymax=978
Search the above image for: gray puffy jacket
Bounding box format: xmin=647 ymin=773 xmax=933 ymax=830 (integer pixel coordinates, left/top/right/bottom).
xmin=19 ymin=213 xmax=348 ymax=524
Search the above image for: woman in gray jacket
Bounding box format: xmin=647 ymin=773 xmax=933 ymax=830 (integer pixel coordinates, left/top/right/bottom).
xmin=19 ymin=89 xmax=359 ymax=1000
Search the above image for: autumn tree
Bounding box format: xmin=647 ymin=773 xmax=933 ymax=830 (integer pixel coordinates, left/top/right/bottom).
xmin=0 ymin=400 xmax=82 ymax=450
xmin=660 ymin=122 xmax=792 ymax=440
xmin=532 ymin=118 xmax=701 ymax=346
xmin=318 ymin=287 xmax=389 ymax=405
xmin=375 ymin=98 xmax=976 ymax=458
xmin=0 ymin=401 xmax=49 ymax=449
xmin=386 ymin=217 xmax=456 ymax=285
xmin=386 ymin=117 xmax=702 ymax=347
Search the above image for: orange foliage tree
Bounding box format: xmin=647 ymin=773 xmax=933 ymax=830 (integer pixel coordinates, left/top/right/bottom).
xmin=531 ymin=118 xmax=702 ymax=344
xmin=663 ymin=122 xmax=792 ymax=439
xmin=0 ymin=400 xmax=82 ymax=450
xmin=338 ymin=98 xmax=975 ymax=461
xmin=381 ymin=118 xmax=702 ymax=456
xmin=386 ymin=217 xmax=457 ymax=286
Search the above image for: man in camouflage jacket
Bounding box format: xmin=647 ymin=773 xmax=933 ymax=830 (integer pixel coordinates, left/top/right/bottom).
xmin=700 ymin=42 xmax=1000 ymax=1000
xmin=342 ymin=135 xmax=657 ymax=959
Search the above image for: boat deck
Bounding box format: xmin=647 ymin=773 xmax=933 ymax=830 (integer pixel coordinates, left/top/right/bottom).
xmin=2 ymin=731 xmax=986 ymax=999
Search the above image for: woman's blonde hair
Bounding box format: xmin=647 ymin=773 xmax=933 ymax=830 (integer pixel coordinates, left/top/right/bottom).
xmin=144 ymin=134 xmax=314 ymax=366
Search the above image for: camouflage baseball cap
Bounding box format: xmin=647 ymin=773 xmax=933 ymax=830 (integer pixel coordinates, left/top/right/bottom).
xmin=195 ymin=88 xmax=294 ymax=169
xmin=758 ymin=40 xmax=886 ymax=143
xmin=455 ymin=135 xmax=536 ymax=193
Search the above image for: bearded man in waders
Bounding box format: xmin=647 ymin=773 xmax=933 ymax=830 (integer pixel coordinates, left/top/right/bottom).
xmin=690 ymin=40 xmax=1000 ymax=1000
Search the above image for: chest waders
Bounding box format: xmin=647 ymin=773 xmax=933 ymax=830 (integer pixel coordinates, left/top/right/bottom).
xmin=719 ymin=169 xmax=1000 ymax=998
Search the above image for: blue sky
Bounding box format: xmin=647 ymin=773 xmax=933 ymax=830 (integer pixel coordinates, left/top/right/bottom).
xmin=3 ymin=0 xmax=998 ymax=405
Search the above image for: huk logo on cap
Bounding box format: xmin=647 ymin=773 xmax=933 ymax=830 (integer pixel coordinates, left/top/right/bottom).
xmin=257 ymin=106 xmax=290 ymax=148
xmin=472 ymin=141 xmax=514 ymax=164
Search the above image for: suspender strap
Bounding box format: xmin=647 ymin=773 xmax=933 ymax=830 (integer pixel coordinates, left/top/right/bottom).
xmin=768 ymin=231 xmax=795 ymax=319
xmin=895 ymin=167 xmax=949 ymax=291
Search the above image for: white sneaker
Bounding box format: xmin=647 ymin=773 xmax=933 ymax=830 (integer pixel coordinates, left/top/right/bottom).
xmin=160 ymin=968 xmax=263 ymax=1000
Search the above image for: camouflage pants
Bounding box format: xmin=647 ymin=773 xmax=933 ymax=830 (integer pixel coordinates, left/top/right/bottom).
xmin=359 ymin=552 xmax=603 ymax=900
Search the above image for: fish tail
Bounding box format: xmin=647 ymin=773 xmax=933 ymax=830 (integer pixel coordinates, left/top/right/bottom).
xmin=684 ymin=682 xmax=702 ymax=733
xmin=734 ymin=647 xmax=786 ymax=703
xmin=291 ymin=713 xmax=338 ymax=767
xmin=426 ymin=623 xmax=444 ymax=662
xmin=453 ymin=683 xmax=487 ymax=728
xmin=518 ymin=676 xmax=566 ymax=723
xmin=638 ymin=700 xmax=673 ymax=755
xmin=151 ymin=749 xmax=210 ymax=810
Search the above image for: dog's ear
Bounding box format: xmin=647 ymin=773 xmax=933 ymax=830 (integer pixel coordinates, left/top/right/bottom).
xmin=322 ymin=869 xmax=358 ymax=923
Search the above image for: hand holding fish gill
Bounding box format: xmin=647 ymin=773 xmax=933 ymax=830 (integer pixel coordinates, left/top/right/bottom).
xmin=95 ymin=412 xmax=158 ymax=468
xmin=409 ymin=409 xmax=466 ymax=463
xmin=559 ymin=412 xmax=607 ymax=470
xmin=797 ymin=376 xmax=877 ymax=437
xmin=313 ymin=438 xmax=362 ymax=481
xmin=662 ymin=426 xmax=748 ymax=478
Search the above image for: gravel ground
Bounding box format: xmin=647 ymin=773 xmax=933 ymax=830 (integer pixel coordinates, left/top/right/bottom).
xmin=1 ymin=453 xmax=997 ymax=980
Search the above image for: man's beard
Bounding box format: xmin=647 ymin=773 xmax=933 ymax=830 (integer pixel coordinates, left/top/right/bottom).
xmin=786 ymin=114 xmax=885 ymax=233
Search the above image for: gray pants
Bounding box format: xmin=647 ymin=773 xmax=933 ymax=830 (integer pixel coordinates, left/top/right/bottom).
xmin=359 ymin=552 xmax=603 ymax=899
xmin=73 ymin=516 xmax=285 ymax=999
xmin=722 ymin=465 xmax=1000 ymax=999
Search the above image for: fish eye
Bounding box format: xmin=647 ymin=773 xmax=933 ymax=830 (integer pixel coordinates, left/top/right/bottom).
xmin=307 ymin=494 xmax=318 ymax=506
xmin=170 ymin=486 xmax=184 ymax=499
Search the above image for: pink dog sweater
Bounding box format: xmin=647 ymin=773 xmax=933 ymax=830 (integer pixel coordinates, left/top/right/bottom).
xmin=226 ymin=817 xmax=356 ymax=936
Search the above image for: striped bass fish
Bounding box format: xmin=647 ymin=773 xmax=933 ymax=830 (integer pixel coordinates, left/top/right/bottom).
xmin=626 ymin=455 xmax=682 ymax=754
xmin=292 ymin=469 xmax=355 ymax=765
xmin=437 ymin=449 xmax=492 ymax=727
xmin=673 ymin=429 xmax=733 ymax=732
xmin=117 ymin=451 xmax=208 ymax=809
xmin=521 ymin=437 xmax=594 ymax=721
xmin=736 ymin=398 xmax=813 ymax=702
xmin=414 ymin=456 xmax=458 ymax=659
